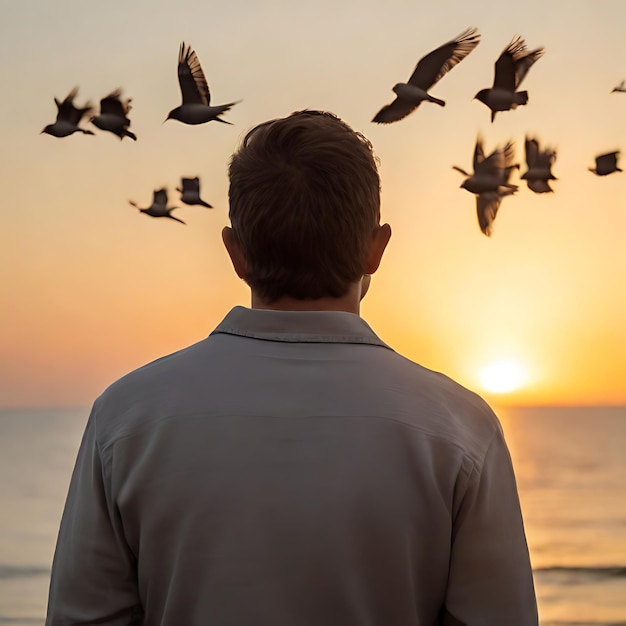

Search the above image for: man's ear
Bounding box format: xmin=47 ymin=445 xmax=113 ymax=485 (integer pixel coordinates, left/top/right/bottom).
xmin=364 ymin=223 xmax=391 ymax=275
xmin=222 ymin=227 xmax=248 ymax=279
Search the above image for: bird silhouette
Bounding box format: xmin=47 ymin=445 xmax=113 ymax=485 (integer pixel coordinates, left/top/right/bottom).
xmin=176 ymin=177 xmax=213 ymax=208
xmin=166 ymin=43 xmax=241 ymax=125
xmin=91 ymin=89 xmax=137 ymax=140
xmin=521 ymin=136 xmax=557 ymax=193
xmin=372 ymin=27 xmax=480 ymax=124
xmin=611 ymin=80 xmax=626 ymax=93
xmin=41 ymin=88 xmax=94 ymax=137
xmin=453 ymin=136 xmax=519 ymax=194
xmin=474 ymin=36 xmax=544 ymax=122
xmin=589 ymin=151 xmax=622 ymax=176
xmin=129 ymin=188 xmax=185 ymax=224
xmin=454 ymin=137 xmax=518 ymax=236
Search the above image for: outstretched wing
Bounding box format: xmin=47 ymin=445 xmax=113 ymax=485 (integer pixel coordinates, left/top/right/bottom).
xmin=55 ymin=87 xmax=78 ymax=109
xmin=99 ymin=89 xmax=130 ymax=118
xmin=476 ymin=192 xmax=502 ymax=236
xmin=181 ymin=177 xmax=200 ymax=194
xmin=475 ymin=148 xmax=500 ymax=178
xmin=408 ymin=27 xmax=480 ymax=90
xmin=56 ymin=88 xmax=84 ymax=123
xmin=178 ymin=43 xmax=210 ymax=106
xmin=153 ymin=188 xmax=168 ymax=208
xmin=501 ymin=141 xmax=517 ymax=169
xmin=514 ymin=46 xmax=544 ymax=88
xmin=475 ymin=141 xmax=517 ymax=184
xmin=473 ymin=135 xmax=485 ymax=169
xmin=536 ymin=145 xmax=557 ymax=170
xmin=597 ymin=151 xmax=619 ymax=172
xmin=372 ymin=96 xmax=420 ymax=123
xmin=500 ymin=141 xmax=519 ymax=185
xmin=495 ymin=37 xmax=544 ymax=90
xmin=525 ymin=136 xmax=539 ymax=168
xmin=493 ymin=38 xmax=523 ymax=91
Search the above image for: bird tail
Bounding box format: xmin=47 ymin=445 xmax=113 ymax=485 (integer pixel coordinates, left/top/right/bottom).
xmin=199 ymin=200 xmax=213 ymax=208
xmin=515 ymin=91 xmax=529 ymax=106
xmin=528 ymin=180 xmax=553 ymax=193
xmin=215 ymin=100 xmax=242 ymax=124
xmin=222 ymin=100 xmax=242 ymax=111
xmin=491 ymin=110 xmax=497 ymax=123
xmin=125 ymin=130 xmax=138 ymax=141
xmin=80 ymin=129 xmax=95 ymax=135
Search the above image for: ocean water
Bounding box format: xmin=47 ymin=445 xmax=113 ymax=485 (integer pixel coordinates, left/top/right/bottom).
xmin=1 ymin=405 xmax=625 ymax=625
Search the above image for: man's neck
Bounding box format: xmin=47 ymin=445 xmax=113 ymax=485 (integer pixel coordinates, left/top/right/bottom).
xmin=250 ymin=282 xmax=362 ymax=314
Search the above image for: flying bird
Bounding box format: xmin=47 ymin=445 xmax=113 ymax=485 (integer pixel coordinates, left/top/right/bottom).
xmin=453 ymin=136 xmax=518 ymax=236
xmin=453 ymin=136 xmax=519 ymax=194
xmin=129 ymin=188 xmax=185 ymax=224
xmin=521 ymin=136 xmax=557 ymax=193
xmin=41 ymin=88 xmax=94 ymax=137
xmin=589 ymin=151 xmax=622 ymax=176
xmin=91 ymin=89 xmax=137 ymax=140
xmin=166 ymin=43 xmax=241 ymax=125
xmin=611 ymin=80 xmax=626 ymax=93
xmin=176 ymin=177 xmax=213 ymax=208
xmin=474 ymin=36 xmax=544 ymax=122
xmin=372 ymin=27 xmax=480 ymax=124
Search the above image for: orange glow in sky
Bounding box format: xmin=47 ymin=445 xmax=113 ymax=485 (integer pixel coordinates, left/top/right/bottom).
xmin=1 ymin=1 xmax=626 ymax=407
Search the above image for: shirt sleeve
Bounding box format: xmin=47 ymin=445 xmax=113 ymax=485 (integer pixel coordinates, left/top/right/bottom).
xmin=443 ymin=425 xmax=538 ymax=626
xmin=46 ymin=403 xmax=143 ymax=625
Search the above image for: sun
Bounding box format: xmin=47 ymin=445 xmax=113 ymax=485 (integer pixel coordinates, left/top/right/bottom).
xmin=479 ymin=360 xmax=527 ymax=394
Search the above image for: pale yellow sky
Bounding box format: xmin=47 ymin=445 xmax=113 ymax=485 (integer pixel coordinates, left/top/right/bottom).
xmin=1 ymin=0 xmax=625 ymax=407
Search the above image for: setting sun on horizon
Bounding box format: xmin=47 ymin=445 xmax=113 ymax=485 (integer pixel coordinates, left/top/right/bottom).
xmin=1 ymin=0 xmax=626 ymax=408
xmin=479 ymin=360 xmax=528 ymax=395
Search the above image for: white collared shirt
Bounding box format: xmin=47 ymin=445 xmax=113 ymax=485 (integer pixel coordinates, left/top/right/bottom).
xmin=47 ymin=306 xmax=537 ymax=625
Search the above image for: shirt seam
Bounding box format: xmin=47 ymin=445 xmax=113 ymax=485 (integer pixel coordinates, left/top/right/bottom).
xmin=97 ymin=410 xmax=494 ymax=463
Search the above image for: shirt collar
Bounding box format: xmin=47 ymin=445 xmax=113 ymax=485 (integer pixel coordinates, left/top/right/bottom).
xmin=211 ymin=306 xmax=392 ymax=348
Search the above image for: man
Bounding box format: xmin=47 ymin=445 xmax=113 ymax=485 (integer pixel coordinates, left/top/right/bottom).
xmin=47 ymin=111 xmax=537 ymax=625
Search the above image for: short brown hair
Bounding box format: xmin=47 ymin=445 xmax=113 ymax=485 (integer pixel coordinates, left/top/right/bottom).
xmin=228 ymin=110 xmax=381 ymax=302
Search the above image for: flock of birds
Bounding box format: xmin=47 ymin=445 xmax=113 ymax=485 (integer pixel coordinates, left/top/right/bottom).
xmin=129 ymin=180 xmax=212 ymax=225
xmin=42 ymin=33 xmax=624 ymax=235
xmin=41 ymin=43 xmax=239 ymax=223
xmin=370 ymin=27 xmax=623 ymax=236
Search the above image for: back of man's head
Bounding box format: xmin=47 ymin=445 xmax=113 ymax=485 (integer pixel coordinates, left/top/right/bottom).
xmin=228 ymin=110 xmax=381 ymax=302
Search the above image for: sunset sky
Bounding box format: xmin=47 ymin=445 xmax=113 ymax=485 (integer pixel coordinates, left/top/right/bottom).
xmin=1 ymin=0 xmax=625 ymax=407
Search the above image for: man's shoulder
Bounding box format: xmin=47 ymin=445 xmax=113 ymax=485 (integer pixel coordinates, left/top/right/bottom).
xmin=91 ymin=334 xmax=220 ymax=440
xmin=371 ymin=348 xmax=503 ymax=464
xmin=105 ymin=339 xmax=208 ymax=394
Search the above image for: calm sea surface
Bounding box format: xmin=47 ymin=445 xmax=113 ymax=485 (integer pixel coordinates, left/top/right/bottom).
xmin=1 ymin=405 xmax=625 ymax=625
